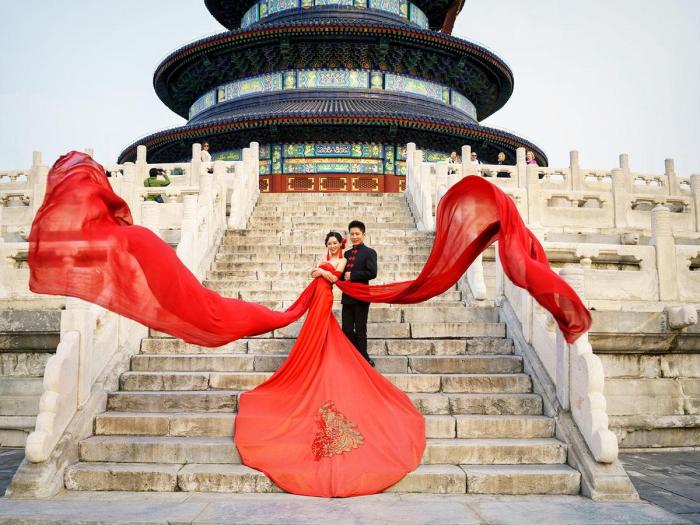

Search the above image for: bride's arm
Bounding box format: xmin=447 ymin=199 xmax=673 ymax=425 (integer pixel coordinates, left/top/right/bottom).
xmin=310 ymin=256 xmax=324 ymax=278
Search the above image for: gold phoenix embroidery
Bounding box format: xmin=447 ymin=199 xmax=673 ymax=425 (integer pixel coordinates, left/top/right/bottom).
xmin=311 ymin=401 xmax=364 ymax=460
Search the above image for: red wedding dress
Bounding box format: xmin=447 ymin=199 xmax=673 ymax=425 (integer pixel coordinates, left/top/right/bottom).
xmin=28 ymin=152 xmax=591 ymax=497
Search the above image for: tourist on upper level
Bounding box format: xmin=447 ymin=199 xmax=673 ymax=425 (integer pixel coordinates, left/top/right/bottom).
xmin=144 ymin=167 xmax=171 ymax=203
xmin=496 ymin=151 xmax=511 ymax=178
xmin=470 ymin=151 xmax=482 ymax=165
xmin=526 ymin=150 xmax=539 ymax=166
xmin=201 ymin=142 xmax=212 ymax=162
xmin=447 ymin=151 xmax=459 ymax=175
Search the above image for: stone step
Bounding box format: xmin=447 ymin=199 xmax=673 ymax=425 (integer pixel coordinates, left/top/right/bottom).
xmin=130 ymin=354 xmax=522 ymax=374
xmin=216 ymin=245 xmax=432 ymax=255
xmin=248 ymin=223 xmax=419 ymax=232
xmin=221 ymin=239 xmax=434 ymax=248
xmin=455 ymin=415 xmax=554 ymax=439
xmin=461 ymin=465 xmax=580 ymax=495
xmin=94 ymin=413 xmax=553 ymax=440
xmin=205 ymin=271 xmax=429 ymax=283
xmin=2 ymin=355 xmax=49 ymax=379
xmin=77 ymin=436 xmax=566 ymax=466
xmin=211 ymin=261 xmax=429 ymax=272
xmin=214 ymin=253 xmax=431 ymax=263
xmin=0 ymin=395 xmax=41 ymax=416
xmin=107 ymin=391 xmax=543 ymax=416
xmin=204 ymin=275 xmax=446 ymax=295
xmin=95 ymin=412 xmax=455 ymax=439
xmin=0 ymin=377 xmax=44 ymax=395
xmin=119 ymin=371 xmax=532 ymax=394
xmin=140 ymin=337 xmax=514 ymax=356
xmin=220 ymin=290 xmax=464 ymax=303
xmin=64 ymin=463 xmax=470 ymax=494
xmin=224 ymin=231 xmax=432 ymax=241
xmin=0 ymin=309 xmax=61 ymax=352
xmin=0 ymin=415 xmax=36 ymax=446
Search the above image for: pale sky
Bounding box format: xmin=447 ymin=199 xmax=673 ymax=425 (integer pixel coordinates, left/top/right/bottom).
xmin=1 ymin=0 xmax=698 ymax=175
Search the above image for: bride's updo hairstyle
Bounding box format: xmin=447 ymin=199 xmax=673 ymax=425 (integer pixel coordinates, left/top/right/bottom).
xmin=325 ymin=232 xmax=342 ymax=246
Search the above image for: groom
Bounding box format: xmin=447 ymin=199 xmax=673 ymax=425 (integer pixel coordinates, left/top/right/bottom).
xmin=342 ymin=220 xmax=378 ymax=367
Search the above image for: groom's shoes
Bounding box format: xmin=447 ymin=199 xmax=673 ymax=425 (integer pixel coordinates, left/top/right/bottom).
xmin=368 ymin=358 xmax=376 ymax=368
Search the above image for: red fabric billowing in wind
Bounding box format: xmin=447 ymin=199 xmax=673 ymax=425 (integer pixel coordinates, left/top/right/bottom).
xmin=336 ymin=175 xmax=591 ymax=343
xmin=28 ymin=151 xmax=590 ymax=497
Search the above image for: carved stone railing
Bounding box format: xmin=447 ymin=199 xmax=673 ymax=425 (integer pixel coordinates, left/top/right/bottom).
xmin=406 ymin=143 xmax=699 ymax=237
xmin=496 ymin=255 xmax=618 ymax=463
xmin=3 ymin=142 xmax=260 ymax=497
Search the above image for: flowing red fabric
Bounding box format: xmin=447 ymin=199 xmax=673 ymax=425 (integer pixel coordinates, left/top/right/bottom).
xmin=28 ymin=151 xmax=590 ymax=497
xmin=336 ymin=176 xmax=591 ymax=344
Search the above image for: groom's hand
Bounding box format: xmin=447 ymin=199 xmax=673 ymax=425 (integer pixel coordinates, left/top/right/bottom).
xmin=344 ymin=272 xmax=351 ymax=281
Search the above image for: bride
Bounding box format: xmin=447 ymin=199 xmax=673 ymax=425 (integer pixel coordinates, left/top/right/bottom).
xmin=28 ymin=151 xmax=591 ymax=498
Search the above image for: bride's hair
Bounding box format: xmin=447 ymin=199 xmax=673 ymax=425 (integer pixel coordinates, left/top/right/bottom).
xmin=325 ymin=232 xmax=342 ymax=246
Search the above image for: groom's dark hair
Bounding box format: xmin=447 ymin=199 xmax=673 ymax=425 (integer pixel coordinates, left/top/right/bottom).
xmin=348 ymin=220 xmax=366 ymax=233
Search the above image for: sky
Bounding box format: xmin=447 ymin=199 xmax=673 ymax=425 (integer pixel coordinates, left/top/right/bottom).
xmin=0 ymin=0 xmax=698 ymax=175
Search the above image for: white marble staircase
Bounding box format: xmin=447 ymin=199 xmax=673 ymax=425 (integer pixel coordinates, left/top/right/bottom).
xmin=62 ymin=193 xmax=581 ymax=495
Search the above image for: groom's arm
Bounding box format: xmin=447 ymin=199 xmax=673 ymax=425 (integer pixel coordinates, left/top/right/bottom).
xmin=351 ymin=249 xmax=378 ymax=281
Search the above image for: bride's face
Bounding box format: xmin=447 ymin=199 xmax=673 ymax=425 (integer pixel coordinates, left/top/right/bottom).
xmin=326 ymin=237 xmax=341 ymax=256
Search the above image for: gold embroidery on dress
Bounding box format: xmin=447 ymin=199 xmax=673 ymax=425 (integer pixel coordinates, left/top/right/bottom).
xmin=311 ymin=401 xmax=364 ymax=460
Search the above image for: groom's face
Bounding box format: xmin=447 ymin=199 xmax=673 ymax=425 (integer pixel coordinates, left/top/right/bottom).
xmin=349 ymin=227 xmax=365 ymax=246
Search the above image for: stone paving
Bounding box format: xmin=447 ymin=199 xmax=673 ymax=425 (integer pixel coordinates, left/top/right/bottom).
xmin=0 ymin=447 xmax=696 ymax=523
xmin=621 ymin=452 xmax=700 ymax=525
xmin=0 ymin=447 xmax=23 ymax=496
xmin=0 ymin=491 xmax=689 ymax=524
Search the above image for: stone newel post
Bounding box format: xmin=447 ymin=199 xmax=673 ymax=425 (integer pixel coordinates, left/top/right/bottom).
xmin=570 ymin=150 xmax=581 ymax=191
xmin=691 ymin=173 xmax=700 ymax=233
xmin=651 ymin=205 xmax=679 ymax=301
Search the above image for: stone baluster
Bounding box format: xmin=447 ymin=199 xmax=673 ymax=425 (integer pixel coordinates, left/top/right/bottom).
xmin=84 ymin=148 xmax=94 ymax=158
xmin=611 ymin=168 xmax=629 ymax=230
xmin=690 ymin=174 xmax=700 ymax=233
xmin=250 ymin=141 xmax=260 ymax=194
xmin=570 ymin=150 xmax=581 ymax=191
xmin=135 ymin=145 xmax=148 ymax=185
xmin=461 ymin=144 xmax=472 ymax=177
xmin=191 ymin=143 xmax=202 ymax=186
xmin=406 ymin=142 xmax=416 ymax=198
xmin=32 ymin=151 xmax=42 ymax=169
xmin=141 ymin=201 xmax=161 ymax=237
xmin=526 ymin=163 xmax=541 ymax=227
xmin=30 ymin=151 xmax=48 ymax=217
xmin=665 ymin=158 xmax=679 ymax=196
xmin=559 ymin=267 xmax=618 ymax=463
xmin=516 ymin=147 xmax=527 ymax=187
xmin=651 ymin=205 xmax=679 ymax=301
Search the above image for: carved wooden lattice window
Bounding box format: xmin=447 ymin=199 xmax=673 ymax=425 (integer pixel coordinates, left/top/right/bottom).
xmin=288 ymin=177 xmax=314 ymax=192
xmin=320 ymin=177 xmax=347 ymax=192
xmin=259 ymin=177 xmax=270 ymax=193
xmin=352 ymin=177 xmax=379 ymax=192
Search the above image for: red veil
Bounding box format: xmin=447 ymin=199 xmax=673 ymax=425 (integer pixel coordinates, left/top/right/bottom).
xmin=29 ymin=151 xmax=589 ymax=345
xmin=27 ymin=152 xmax=591 ymax=497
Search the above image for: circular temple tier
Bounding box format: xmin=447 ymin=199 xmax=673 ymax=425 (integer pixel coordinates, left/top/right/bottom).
xmin=119 ymin=0 xmax=547 ymax=190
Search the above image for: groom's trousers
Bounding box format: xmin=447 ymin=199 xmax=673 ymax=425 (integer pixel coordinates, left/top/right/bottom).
xmin=342 ymin=303 xmax=371 ymax=361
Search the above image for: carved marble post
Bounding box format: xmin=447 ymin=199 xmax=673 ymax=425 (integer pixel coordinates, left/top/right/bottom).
xmin=141 ymin=201 xmax=161 ymax=237
xmin=611 ymin=168 xmax=629 ymax=230
xmin=191 ymin=143 xmax=202 ymax=187
xmin=526 ymin=163 xmax=541 ymax=227
xmin=570 ymin=150 xmax=581 ymax=191
xmin=406 ymin=142 xmax=416 ymax=199
xmin=135 ymin=145 xmax=148 ymax=185
xmin=461 ymin=144 xmax=472 ymax=176
xmin=516 ymin=147 xmax=527 ymax=187
xmin=665 ymin=158 xmax=679 ymax=196
xmin=651 ymin=204 xmax=679 ymax=301
xmin=560 ymin=267 xmax=618 ymax=463
xmin=691 ymin=174 xmax=700 ymax=233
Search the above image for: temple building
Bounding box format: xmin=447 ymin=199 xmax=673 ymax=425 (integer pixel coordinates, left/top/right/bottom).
xmin=118 ymin=0 xmax=547 ymax=192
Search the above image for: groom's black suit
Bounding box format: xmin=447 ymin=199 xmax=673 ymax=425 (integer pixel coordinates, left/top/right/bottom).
xmin=341 ymin=243 xmax=377 ymax=363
